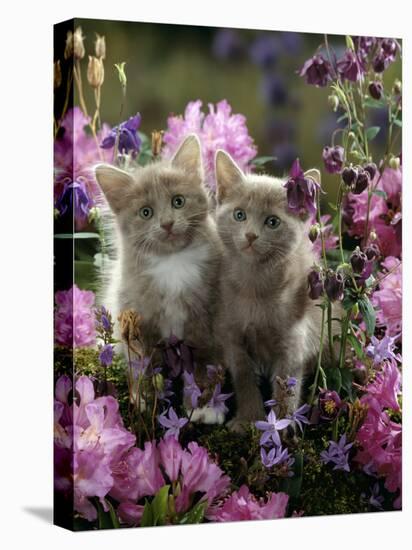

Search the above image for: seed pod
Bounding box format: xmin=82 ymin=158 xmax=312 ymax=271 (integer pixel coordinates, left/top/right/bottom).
xmin=328 ymin=94 xmax=339 ymax=111
xmin=389 ymin=156 xmax=400 ymax=170
xmin=308 ymin=224 xmax=320 ymax=243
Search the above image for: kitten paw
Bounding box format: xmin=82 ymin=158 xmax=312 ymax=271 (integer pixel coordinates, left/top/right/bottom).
xmin=188 ymin=406 xmax=225 ymax=425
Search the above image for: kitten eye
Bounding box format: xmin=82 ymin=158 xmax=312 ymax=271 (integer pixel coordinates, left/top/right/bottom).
xmin=139 ymin=206 xmax=153 ymax=220
xmin=172 ymin=195 xmax=185 ymax=209
xmin=233 ymin=208 xmax=247 ymax=222
xmin=265 ymin=215 xmax=281 ymax=229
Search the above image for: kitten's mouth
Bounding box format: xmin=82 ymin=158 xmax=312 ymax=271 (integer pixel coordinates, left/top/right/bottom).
xmin=241 ymin=243 xmax=257 ymax=255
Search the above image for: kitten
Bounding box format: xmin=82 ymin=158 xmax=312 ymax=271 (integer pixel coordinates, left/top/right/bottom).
xmin=214 ymin=150 xmax=333 ymax=432
xmin=95 ymin=135 xmax=222 ymax=400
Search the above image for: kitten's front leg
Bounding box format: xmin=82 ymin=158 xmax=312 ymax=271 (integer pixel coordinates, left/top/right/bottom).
xmin=226 ymin=344 xmax=265 ymax=432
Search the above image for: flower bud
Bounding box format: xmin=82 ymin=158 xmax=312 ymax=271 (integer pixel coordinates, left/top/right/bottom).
xmin=328 ymin=94 xmax=339 ymax=111
xmin=64 ymin=30 xmax=74 ymax=59
xmin=350 ymin=247 xmax=367 ymax=274
xmin=88 ymin=206 xmax=101 ymax=224
xmin=324 ymin=270 xmax=344 ymax=301
xmin=308 ymin=269 xmax=324 ymax=300
xmin=364 ymin=243 xmax=380 ymax=261
xmin=381 ymin=38 xmax=397 ymax=57
xmin=73 ymin=27 xmax=85 ymax=60
xmin=369 ymin=230 xmax=377 ymax=241
xmin=308 ymin=223 xmax=320 ymax=243
xmin=368 ymin=81 xmax=383 ymax=100
xmin=153 ymin=373 xmax=164 ymax=392
xmin=392 ymin=79 xmax=402 ymax=95
xmin=151 ymin=130 xmax=164 ymax=157
xmin=353 ymin=170 xmax=370 ymax=194
xmin=95 ymin=34 xmax=106 ymax=60
xmin=372 ymin=53 xmax=386 ymax=73
xmin=342 ymin=166 xmax=358 ymax=187
xmin=54 ymin=60 xmax=62 ymax=89
xmin=363 ymin=162 xmax=378 ymax=180
xmin=87 ymin=56 xmax=105 ymax=88
xmin=389 ymin=156 xmax=400 ymax=170
xmin=322 ymin=145 xmax=344 ymax=174
xmin=115 ymin=62 xmax=127 ymax=89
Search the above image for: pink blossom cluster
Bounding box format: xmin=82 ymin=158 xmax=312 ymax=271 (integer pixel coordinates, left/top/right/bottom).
xmin=372 ymin=256 xmax=402 ymax=337
xmin=344 ymin=167 xmax=402 ymax=258
xmin=54 ymin=375 xmax=136 ymax=521
xmin=54 ymin=285 xmax=96 ymax=347
xmin=207 ymin=485 xmax=289 ymax=522
xmin=355 ymin=361 xmax=402 ymax=508
xmin=162 ymin=99 xmax=257 ymax=190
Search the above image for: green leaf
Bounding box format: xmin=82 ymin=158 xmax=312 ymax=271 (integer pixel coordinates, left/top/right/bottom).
xmin=337 ymin=113 xmax=348 ymax=123
xmin=140 ymin=499 xmax=154 ymax=527
xmin=96 ymin=500 xmax=119 ymax=529
xmin=328 ymin=202 xmax=338 ymax=211
xmin=358 ymin=295 xmax=376 ymax=336
xmin=54 ymin=232 xmax=101 ymax=239
xmin=251 ymin=155 xmax=277 ymax=167
xmin=393 ymin=118 xmax=402 ymax=128
xmin=326 ymin=366 xmax=342 ymax=392
xmin=178 ymin=500 xmax=207 ymax=524
xmin=372 ymin=189 xmax=387 ymax=199
xmin=151 ymin=485 xmax=170 ymax=526
xmin=365 ymin=126 xmax=380 ymax=141
xmin=341 ymin=368 xmax=355 ymax=401
xmin=364 ymin=98 xmax=386 ymax=109
xmin=347 ymin=333 xmax=364 ymax=360
xmin=107 ymin=500 xmax=120 ymax=529
xmin=345 ymin=35 xmax=355 ymax=50
xmin=288 ymin=451 xmax=304 ymax=499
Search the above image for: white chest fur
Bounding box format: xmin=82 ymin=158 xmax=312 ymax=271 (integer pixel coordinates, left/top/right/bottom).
xmin=144 ymin=244 xmax=210 ymax=338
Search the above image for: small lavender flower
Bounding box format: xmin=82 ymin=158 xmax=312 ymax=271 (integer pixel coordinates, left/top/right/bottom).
xmin=320 ymin=434 xmax=353 ymax=472
xmin=288 ymin=404 xmax=310 ymax=432
xmin=207 ymin=384 xmax=233 ymax=415
xmin=100 ymin=114 xmax=142 ymax=157
xmin=158 ymin=378 xmax=174 ymax=405
xmin=260 ymin=445 xmax=294 ymax=469
xmin=158 ymin=407 xmax=188 ymax=439
xmin=322 ymin=145 xmax=344 ymax=174
xmin=368 ymin=482 xmax=384 ymax=510
xmin=286 ymin=376 xmax=297 ymax=389
xmin=366 ymin=334 xmax=401 ymax=366
xmin=99 ymin=344 xmax=114 ymax=367
xmin=131 ymin=357 xmax=151 ymax=378
xmin=284 ymin=158 xmax=320 ymax=216
xmin=101 ymin=306 xmax=111 ymax=332
xmin=183 ymin=371 xmax=202 ymax=408
xmin=255 ymin=410 xmax=291 ymax=447
xmin=299 ymin=54 xmax=332 ymax=87
xmin=264 ymin=399 xmax=278 ymax=408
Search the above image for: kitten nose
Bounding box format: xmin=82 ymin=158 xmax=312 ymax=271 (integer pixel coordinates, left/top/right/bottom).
xmin=161 ymin=221 xmax=174 ymax=233
xmin=245 ymin=232 xmax=258 ymax=244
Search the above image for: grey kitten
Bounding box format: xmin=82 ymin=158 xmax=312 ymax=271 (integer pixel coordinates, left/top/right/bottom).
xmin=214 ymin=150 xmax=333 ymax=432
xmin=95 ymin=135 xmax=222 ymax=383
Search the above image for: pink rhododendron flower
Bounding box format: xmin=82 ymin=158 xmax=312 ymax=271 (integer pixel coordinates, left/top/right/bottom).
xmin=344 ymin=167 xmax=402 ymax=258
xmin=54 ymin=107 xmax=112 ymax=229
xmin=54 ymin=375 xmax=136 ymax=521
xmin=372 ymin=256 xmax=402 ymax=337
xmin=208 ymin=485 xmax=288 ymax=522
xmin=54 ymin=284 xmax=96 ymax=347
xmin=162 ymin=99 xmax=257 ymax=190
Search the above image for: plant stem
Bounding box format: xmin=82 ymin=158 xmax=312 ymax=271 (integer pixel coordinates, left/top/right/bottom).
xmin=310 ymin=306 xmax=326 ymax=405
xmin=338 ymin=311 xmax=351 ymax=369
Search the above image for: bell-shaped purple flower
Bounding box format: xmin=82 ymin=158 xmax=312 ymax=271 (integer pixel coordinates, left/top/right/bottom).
xmin=369 ymin=81 xmax=383 ymax=100
xmin=100 ymin=114 xmax=142 ymax=157
xmin=318 ymin=389 xmax=344 ymax=421
xmin=56 ymin=179 xmax=92 ymax=223
xmin=337 ymin=49 xmax=364 ymax=82
xmin=322 ymin=145 xmax=345 ymax=174
xmin=353 ymin=169 xmax=370 ymax=195
xmin=284 ymin=158 xmax=320 ymax=216
xmin=350 ymin=247 xmax=367 ymax=274
xmin=299 ymin=54 xmax=332 ymax=87
xmin=342 ymin=166 xmax=358 ymax=188
xmin=308 ymin=268 xmax=324 ymax=300
xmin=324 ymin=270 xmax=344 ymax=302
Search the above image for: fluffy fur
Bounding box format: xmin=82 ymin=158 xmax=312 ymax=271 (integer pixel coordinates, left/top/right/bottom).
xmin=214 ymin=150 xmax=334 ymax=431
xmin=95 ymin=135 xmax=222 ymax=373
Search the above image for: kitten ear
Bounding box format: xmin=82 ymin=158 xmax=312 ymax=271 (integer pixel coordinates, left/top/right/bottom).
xmin=215 ymin=150 xmax=244 ymax=202
xmin=171 ymin=134 xmax=203 ymax=183
xmin=95 ymin=164 xmax=134 ymax=214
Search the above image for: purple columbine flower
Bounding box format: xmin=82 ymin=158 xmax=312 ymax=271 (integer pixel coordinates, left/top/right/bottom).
xmin=183 ymin=371 xmax=202 ymax=409
xmin=299 ymin=54 xmax=332 ymax=87
xmin=337 ymin=49 xmax=364 ymax=82
xmin=322 ymin=145 xmax=345 ymax=174
xmin=288 ymin=404 xmax=311 ymax=432
xmin=162 ymin=334 xmax=194 ymax=378
xmin=255 ymin=410 xmax=291 ymax=447
xmin=56 ymin=179 xmax=92 ymax=223
xmin=99 ymin=343 xmax=114 ymax=367
xmin=100 ymin=114 xmax=142 ymax=157
xmin=308 ymin=268 xmax=324 ymax=300
xmin=369 ymin=81 xmax=383 ymax=100
xmin=260 ymin=445 xmax=294 ymax=469
xmin=249 ymin=34 xmax=280 ymax=69
xmin=320 ymin=434 xmax=353 ymax=472
xmin=366 ymin=334 xmax=401 ymax=366
xmin=324 ymin=270 xmax=344 ymax=302
xmin=158 ymin=407 xmax=188 ymax=439
xmin=284 ymin=158 xmax=320 ymax=216
xmin=350 ymin=247 xmax=368 ymax=274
